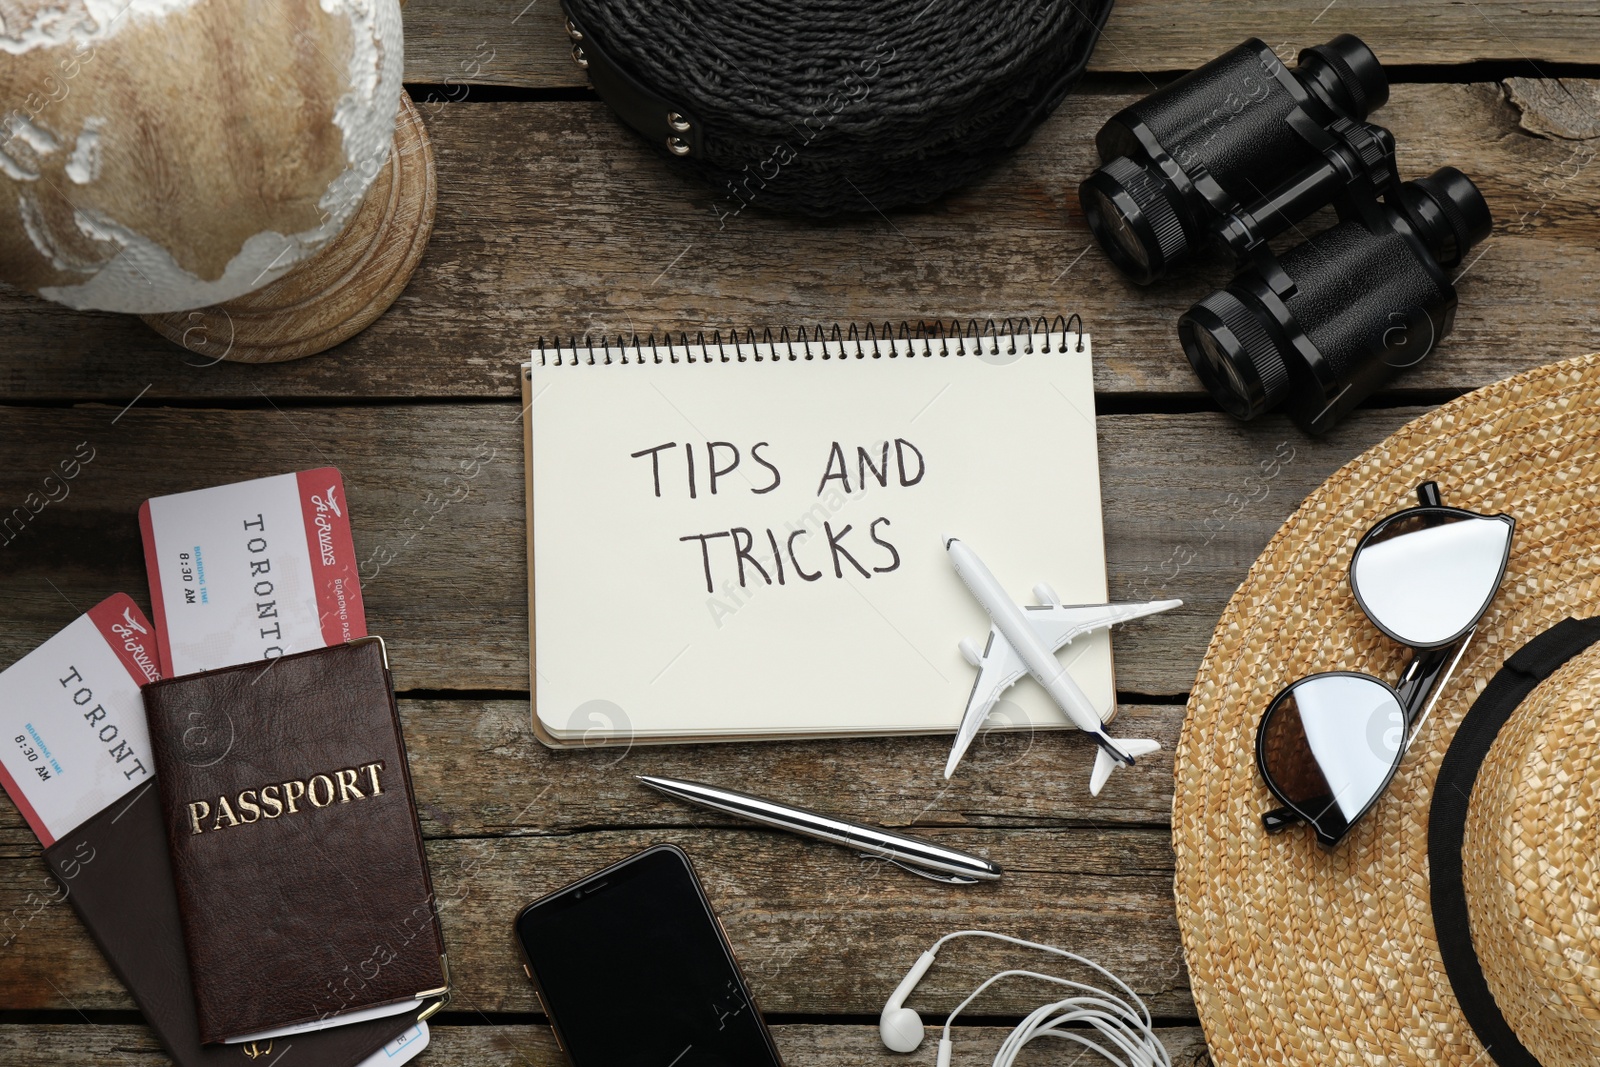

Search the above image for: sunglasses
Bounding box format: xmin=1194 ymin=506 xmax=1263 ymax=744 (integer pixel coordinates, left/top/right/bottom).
xmin=1256 ymin=482 xmax=1514 ymax=846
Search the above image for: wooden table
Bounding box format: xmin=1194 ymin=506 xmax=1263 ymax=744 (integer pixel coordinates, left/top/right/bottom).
xmin=2 ymin=2 xmax=1596 ymax=1063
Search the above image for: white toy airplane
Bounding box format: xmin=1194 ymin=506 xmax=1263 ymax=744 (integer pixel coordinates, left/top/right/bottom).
xmin=944 ymin=536 xmax=1181 ymax=793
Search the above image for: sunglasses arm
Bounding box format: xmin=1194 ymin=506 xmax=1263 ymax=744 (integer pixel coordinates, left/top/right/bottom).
xmin=1394 ymin=643 xmax=1460 ymax=728
xmin=1261 ymin=807 xmax=1302 ymax=833
xmin=1400 ymin=629 xmax=1477 ymax=755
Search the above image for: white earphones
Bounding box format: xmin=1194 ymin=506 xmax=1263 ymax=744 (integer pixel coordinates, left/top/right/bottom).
xmin=880 ymin=949 xmax=939 ymax=1052
xmin=879 ymin=931 xmax=1171 ymax=1067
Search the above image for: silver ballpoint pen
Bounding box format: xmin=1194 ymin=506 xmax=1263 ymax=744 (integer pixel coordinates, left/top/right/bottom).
xmin=636 ymin=775 xmax=1003 ymax=885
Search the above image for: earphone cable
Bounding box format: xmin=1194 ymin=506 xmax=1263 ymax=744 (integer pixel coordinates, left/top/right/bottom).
xmin=927 ymin=931 xmax=1170 ymax=1067
xmin=931 ymin=930 xmax=1156 ymax=1027
xmin=1001 ymin=997 xmax=1167 ymax=1067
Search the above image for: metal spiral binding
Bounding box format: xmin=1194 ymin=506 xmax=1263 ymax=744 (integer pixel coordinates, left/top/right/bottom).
xmin=534 ymin=314 xmax=1084 ymax=366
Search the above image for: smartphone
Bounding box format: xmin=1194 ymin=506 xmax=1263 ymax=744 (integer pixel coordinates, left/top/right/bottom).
xmin=514 ymin=844 xmax=785 ymax=1067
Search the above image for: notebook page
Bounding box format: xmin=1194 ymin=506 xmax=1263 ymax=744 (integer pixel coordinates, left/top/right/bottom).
xmin=524 ymin=332 xmax=1111 ymax=740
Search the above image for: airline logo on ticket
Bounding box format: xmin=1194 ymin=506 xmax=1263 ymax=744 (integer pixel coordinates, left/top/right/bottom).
xmin=139 ymin=468 xmax=366 ymax=676
xmin=0 ymin=594 xmax=161 ymax=847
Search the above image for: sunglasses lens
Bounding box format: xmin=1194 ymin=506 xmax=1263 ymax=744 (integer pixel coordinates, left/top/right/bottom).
xmin=1350 ymin=510 xmax=1512 ymax=647
xmin=1258 ymin=673 xmax=1405 ymax=841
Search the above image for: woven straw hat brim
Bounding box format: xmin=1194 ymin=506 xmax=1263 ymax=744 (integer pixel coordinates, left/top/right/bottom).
xmin=1173 ymin=353 xmax=1600 ymax=1067
xmin=1461 ymin=642 xmax=1600 ymax=1067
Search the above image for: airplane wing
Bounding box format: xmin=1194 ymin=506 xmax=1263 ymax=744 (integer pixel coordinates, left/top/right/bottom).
xmin=1021 ymin=599 xmax=1183 ymax=656
xmin=944 ymin=626 xmax=1029 ymax=779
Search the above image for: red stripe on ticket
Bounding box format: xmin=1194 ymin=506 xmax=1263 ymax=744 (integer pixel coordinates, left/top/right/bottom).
xmin=0 ymin=760 xmax=51 ymax=847
xmin=295 ymin=469 xmax=367 ymax=647
xmin=85 ymin=594 xmax=162 ymax=687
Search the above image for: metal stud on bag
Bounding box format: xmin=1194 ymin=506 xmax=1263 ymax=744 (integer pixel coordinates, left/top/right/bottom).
xmin=666 ymin=112 xmax=693 ymax=155
xmin=564 ymin=10 xmax=696 ymax=156
xmin=565 ymin=17 xmax=588 ymax=67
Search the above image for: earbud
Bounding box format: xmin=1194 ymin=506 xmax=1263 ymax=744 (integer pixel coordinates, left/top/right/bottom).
xmin=879 ymin=949 xmax=936 ymax=1052
xmin=880 ymin=932 xmax=1170 ymax=1067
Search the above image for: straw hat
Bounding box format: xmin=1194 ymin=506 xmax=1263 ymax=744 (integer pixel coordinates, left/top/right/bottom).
xmin=1172 ymin=352 xmax=1600 ymax=1067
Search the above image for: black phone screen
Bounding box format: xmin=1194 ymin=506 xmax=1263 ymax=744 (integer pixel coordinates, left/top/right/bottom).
xmin=515 ymin=845 xmax=782 ymax=1067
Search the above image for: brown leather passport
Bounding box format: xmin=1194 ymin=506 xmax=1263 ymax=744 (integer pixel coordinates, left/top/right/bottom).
xmin=142 ymin=638 xmax=449 ymax=1045
xmin=45 ymin=785 xmax=414 ymax=1066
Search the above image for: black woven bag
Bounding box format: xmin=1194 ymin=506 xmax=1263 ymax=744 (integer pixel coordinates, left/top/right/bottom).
xmin=561 ymin=0 xmax=1115 ymax=217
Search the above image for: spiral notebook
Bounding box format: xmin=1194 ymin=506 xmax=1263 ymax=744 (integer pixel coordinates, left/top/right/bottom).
xmin=521 ymin=319 xmax=1112 ymax=745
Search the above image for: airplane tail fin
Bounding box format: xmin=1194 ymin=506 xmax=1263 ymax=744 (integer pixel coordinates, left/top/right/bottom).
xmin=1089 ymin=737 xmax=1161 ymax=796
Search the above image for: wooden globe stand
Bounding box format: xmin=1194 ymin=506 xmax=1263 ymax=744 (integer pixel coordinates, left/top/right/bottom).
xmin=140 ymin=90 xmax=436 ymax=363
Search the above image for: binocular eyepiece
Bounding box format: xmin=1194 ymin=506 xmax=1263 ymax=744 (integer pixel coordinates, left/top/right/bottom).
xmin=1078 ymin=34 xmax=1492 ymax=433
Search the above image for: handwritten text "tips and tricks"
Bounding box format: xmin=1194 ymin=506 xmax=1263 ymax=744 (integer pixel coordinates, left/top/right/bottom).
xmin=629 ymin=439 xmax=928 ymax=594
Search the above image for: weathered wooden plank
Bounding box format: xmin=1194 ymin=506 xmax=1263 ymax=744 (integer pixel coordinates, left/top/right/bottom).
xmin=0 ymin=83 xmax=1594 ymax=402
xmin=0 ymin=404 xmax=1418 ymax=694
xmin=0 ymin=701 xmax=1184 ymax=843
xmin=0 ymin=1023 xmax=1215 ymax=1065
xmin=1504 ymin=76 xmax=1600 ymax=139
xmin=400 ymin=700 xmax=1188 ymax=836
xmin=0 ymin=829 xmax=1190 ymax=1016
xmin=400 ymin=0 xmax=1600 ymax=89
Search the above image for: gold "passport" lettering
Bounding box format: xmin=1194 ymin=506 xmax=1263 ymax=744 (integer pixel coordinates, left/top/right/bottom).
xmin=186 ymin=762 xmax=386 ymax=835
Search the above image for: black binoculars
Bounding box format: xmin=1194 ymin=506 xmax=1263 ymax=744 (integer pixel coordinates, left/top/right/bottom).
xmin=1079 ymin=35 xmax=1491 ymax=434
